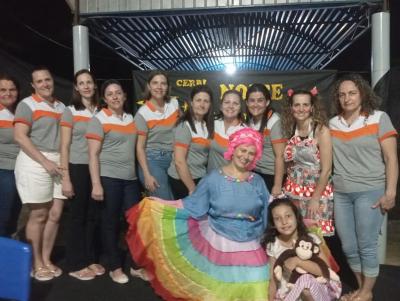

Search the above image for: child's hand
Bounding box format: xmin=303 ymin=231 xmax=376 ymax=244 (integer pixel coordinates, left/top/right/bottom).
xmin=284 ymin=257 xmax=299 ymax=271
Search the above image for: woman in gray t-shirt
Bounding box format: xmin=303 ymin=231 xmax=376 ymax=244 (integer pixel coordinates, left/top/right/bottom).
xmin=167 ymin=85 xmax=214 ymax=199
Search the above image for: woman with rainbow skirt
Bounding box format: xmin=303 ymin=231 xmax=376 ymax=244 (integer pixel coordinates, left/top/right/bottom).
xmin=126 ymin=127 xmax=270 ymax=301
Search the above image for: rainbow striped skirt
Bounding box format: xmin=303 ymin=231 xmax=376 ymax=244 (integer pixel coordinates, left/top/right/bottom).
xmin=126 ymin=197 xmax=269 ymax=301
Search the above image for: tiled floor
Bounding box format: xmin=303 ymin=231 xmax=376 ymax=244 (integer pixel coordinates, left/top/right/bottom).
xmin=386 ymin=219 xmax=400 ymax=266
xmin=14 ymin=205 xmax=400 ymax=266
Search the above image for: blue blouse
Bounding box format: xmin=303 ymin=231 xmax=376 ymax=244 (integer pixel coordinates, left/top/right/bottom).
xmin=183 ymin=169 xmax=270 ymax=242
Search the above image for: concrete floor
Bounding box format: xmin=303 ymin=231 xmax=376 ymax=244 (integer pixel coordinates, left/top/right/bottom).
xmin=386 ymin=219 xmax=400 ymax=266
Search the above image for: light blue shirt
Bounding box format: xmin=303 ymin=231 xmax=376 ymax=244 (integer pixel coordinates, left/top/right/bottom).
xmin=183 ymin=169 xmax=270 ymax=242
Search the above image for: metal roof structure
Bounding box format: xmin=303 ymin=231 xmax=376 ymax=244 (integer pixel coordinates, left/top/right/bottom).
xmin=80 ymin=1 xmax=383 ymax=71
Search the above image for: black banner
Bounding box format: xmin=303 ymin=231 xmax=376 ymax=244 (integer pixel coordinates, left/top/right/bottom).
xmin=132 ymin=70 xmax=337 ymax=112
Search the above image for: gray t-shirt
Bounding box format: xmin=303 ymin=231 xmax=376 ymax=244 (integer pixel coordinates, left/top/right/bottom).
xmin=330 ymin=110 xmax=397 ymax=193
xmin=134 ymin=98 xmax=179 ymax=151
xmin=207 ymin=118 xmax=246 ymax=172
xmin=60 ymin=105 xmax=97 ymax=164
xmin=86 ymin=108 xmax=137 ymax=181
xmin=14 ymin=94 xmax=65 ymax=152
xmin=168 ymin=121 xmax=210 ymax=180
xmin=250 ymin=112 xmax=286 ymax=175
xmin=0 ymin=105 xmax=19 ymax=169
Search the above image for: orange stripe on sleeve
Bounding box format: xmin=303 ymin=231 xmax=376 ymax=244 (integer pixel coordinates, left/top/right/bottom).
xmin=85 ymin=133 xmax=103 ymax=141
xmin=192 ymin=137 xmax=211 ymax=147
xmin=13 ymin=118 xmax=31 ymax=126
xmin=0 ymin=120 xmax=14 ymax=128
xmin=263 ymin=129 xmax=271 ymax=137
xmin=33 ymin=110 xmax=62 ymax=121
xmin=213 ymin=132 xmax=228 ymax=148
xmin=73 ymin=116 xmax=91 ymax=123
xmin=272 ymin=138 xmax=288 ymax=144
xmin=330 ymin=124 xmax=379 ymax=141
xmin=147 ymin=111 xmax=179 ymax=129
xmin=60 ymin=121 xmax=73 ymax=128
xmin=379 ymin=130 xmax=398 ymax=142
xmin=175 ymin=142 xmax=189 ymax=149
xmin=103 ymin=122 xmax=137 ymax=134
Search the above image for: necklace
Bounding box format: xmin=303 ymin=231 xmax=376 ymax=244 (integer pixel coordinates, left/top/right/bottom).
xmin=219 ymin=169 xmax=254 ymax=183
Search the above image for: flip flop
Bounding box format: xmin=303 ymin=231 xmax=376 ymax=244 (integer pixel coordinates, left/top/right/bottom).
xmin=69 ymin=268 xmax=96 ymax=281
xmin=88 ymin=263 xmax=105 ymax=276
xmin=31 ymin=267 xmax=54 ymax=281
xmin=45 ymin=263 xmax=62 ymax=277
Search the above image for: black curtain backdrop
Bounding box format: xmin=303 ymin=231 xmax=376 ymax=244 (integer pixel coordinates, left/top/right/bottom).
xmin=0 ymin=49 xmax=72 ymax=104
xmin=375 ymin=66 xmax=400 ymax=132
xmin=132 ymin=70 xmax=337 ymax=113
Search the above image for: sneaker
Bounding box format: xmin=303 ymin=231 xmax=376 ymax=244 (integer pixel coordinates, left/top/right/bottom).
xmin=130 ymin=268 xmax=152 ymax=282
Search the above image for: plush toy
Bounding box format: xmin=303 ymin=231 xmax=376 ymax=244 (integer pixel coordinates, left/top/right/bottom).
xmin=273 ymin=235 xmax=339 ymax=288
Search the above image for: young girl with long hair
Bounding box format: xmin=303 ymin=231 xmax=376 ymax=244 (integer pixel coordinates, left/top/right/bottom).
xmin=262 ymin=197 xmax=341 ymax=301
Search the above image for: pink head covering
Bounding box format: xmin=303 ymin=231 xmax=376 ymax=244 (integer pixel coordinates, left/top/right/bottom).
xmin=223 ymin=128 xmax=263 ymax=170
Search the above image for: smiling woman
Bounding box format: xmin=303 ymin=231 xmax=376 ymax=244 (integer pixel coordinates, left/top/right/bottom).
xmin=0 ymin=74 xmax=21 ymax=237
xmin=126 ymin=127 xmax=270 ymax=301
xmin=86 ymin=79 xmax=142 ymax=284
xmin=280 ymin=88 xmax=334 ymax=237
xmin=13 ymin=66 xmax=66 ymax=281
xmin=135 ymin=71 xmax=180 ymax=200
xmin=207 ymin=89 xmax=247 ymax=172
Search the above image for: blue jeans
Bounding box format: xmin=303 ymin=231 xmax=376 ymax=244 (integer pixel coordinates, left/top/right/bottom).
xmin=0 ymin=169 xmax=21 ymax=237
xmin=334 ymin=188 xmax=385 ymax=277
xmin=138 ymin=149 xmax=173 ymax=199
xmin=100 ymin=176 xmax=141 ymax=270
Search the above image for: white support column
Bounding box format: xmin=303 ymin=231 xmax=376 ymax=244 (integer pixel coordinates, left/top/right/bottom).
xmin=371 ymin=11 xmax=390 ymax=265
xmin=73 ymin=25 xmax=90 ymax=73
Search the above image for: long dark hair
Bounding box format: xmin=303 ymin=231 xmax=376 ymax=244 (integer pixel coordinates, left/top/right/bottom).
xmin=176 ymin=85 xmax=214 ymax=138
xmin=245 ymin=83 xmax=273 ymax=133
xmin=281 ymin=89 xmax=328 ymax=138
xmin=330 ymin=73 xmax=380 ymax=116
xmin=261 ymin=197 xmax=308 ymax=249
xmin=100 ymin=79 xmax=127 ymax=112
xmin=215 ymin=89 xmax=246 ymax=123
xmin=0 ymin=73 xmax=21 ymax=113
xmin=143 ymin=70 xmax=170 ymax=102
xmin=70 ymin=69 xmax=99 ymax=110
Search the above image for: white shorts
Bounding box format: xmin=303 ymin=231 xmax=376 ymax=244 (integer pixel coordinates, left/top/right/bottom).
xmin=14 ymin=150 xmax=67 ymax=204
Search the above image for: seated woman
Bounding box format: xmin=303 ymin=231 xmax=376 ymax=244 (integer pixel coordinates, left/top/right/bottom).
xmin=126 ymin=128 xmax=270 ymax=301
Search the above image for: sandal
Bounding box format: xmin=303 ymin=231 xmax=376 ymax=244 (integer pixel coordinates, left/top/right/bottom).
xmin=88 ymin=263 xmax=105 ymax=276
xmin=340 ymin=290 xmax=359 ymax=301
xmin=109 ymin=271 xmax=129 ymax=284
xmin=69 ymin=268 xmax=96 ymax=281
xmin=45 ymin=263 xmax=62 ymax=277
xmin=31 ymin=267 xmax=54 ymax=281
xmin=130 ymin=268 xmax=152 ymax=282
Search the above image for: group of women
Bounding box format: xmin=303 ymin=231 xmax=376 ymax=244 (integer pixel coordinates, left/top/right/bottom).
xmin=0 ymin=67 xmax=397 ymax=301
